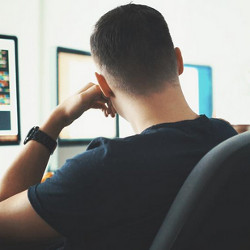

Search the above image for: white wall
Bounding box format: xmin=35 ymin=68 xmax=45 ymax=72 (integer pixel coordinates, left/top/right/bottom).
xmin=1 ymin=0 xmax=250 ymax=174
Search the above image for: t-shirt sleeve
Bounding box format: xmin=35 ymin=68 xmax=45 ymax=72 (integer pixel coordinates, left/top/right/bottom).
xmin=28 ymin=138 xmax=113 ymax=237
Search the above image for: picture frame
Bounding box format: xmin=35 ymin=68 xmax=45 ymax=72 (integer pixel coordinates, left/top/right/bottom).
xmin=0 ymin=35 xmax=21 ymax=145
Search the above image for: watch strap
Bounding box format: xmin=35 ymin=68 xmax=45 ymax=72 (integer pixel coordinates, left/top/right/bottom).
xmin=24 ymin=126 xmax=57 ymax=154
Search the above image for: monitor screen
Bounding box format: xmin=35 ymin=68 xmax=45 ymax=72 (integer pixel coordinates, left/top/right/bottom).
xmin=180 ymin=64 xmax=213 ymax=117
xmin=0 ymin=35 xmax=20 ymax=144
xmin=57 ymin=47 xmax=117 ymax=144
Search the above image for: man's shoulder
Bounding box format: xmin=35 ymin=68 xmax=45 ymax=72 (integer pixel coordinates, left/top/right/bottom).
xmin=85 ymin=116 xmax=237 ymax=151
xmin=70 ymin=116 xmax=237 ymax=169
xmin=209 ymin=117 xmax=233 ymax=126
xmin=208 ymin=117 xmax=237 ymax=134
xmin=71 ymin=136 xmax=139 ymax=166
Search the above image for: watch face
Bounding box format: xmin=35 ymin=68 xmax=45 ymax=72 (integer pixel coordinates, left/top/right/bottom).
xmin=24 ymin=126 xmax=39 ymax=144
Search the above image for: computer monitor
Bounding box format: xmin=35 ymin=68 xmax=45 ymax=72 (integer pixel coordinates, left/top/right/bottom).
xmin=180 ymin=64 xmax=212 ymax=117
xmin=0 ymin=35 xmax=20 ymax=145
xmin=118 ymin=64 xmax=213 ymax=138
xmin=57 ymin=47 xmax=213 ymax=141
xmin=57 ymin=47 xmax=117 ymax=144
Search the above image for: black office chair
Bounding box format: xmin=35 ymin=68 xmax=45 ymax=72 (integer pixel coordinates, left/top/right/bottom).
xmin=150 ymin=131 xmax=250 ymax=250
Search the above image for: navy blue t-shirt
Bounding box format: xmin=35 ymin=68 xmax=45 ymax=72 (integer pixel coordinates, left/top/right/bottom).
xmin=28 ymin=115 xmax=237 ymax=249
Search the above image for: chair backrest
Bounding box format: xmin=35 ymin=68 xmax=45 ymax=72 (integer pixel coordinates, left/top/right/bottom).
xmin=150 ymin=131 xmax=250 ymax=250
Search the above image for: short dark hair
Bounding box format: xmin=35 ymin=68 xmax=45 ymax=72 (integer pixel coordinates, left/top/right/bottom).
xmin=90 ymin=4 xmax=178 ymax=95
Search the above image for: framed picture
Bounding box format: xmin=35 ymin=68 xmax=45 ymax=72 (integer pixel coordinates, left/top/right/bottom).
xmin=57 ymin=47 xmax=117 ymax=145
xmin=0 ymin=35 xmax=20 ymax=145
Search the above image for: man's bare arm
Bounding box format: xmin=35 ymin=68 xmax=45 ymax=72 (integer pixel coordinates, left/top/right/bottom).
xmin=0 ymin=83 xmax=115 ymax=241
xmin=0 ymin=83 xmax=113 ymax=202
xmin=0 ymin=111 xmax=63 ymax=202
xmin=0 ymin=190 xmax=60 ymax=240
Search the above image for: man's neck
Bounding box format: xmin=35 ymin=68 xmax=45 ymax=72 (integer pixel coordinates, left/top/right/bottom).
xmin=116 ymin=84 xmax=198 ymax=134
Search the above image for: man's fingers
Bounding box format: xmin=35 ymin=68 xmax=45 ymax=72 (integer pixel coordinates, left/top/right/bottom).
xmin=110 ymin=103 xmax=116 ymax=117
xmin=76 ymin=83 xmax=116 ymax=118
xmin=83 ymin=84 xmax=106 ymax=102
xmin=92 ymin=101 xmax=107 ymax=110
xmin=106 ymin=100 xmax=116 ymax=117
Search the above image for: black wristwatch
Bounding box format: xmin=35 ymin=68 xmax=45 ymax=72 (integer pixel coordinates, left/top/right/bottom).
xmin=24 ymin=126 xmax=57 ymax=154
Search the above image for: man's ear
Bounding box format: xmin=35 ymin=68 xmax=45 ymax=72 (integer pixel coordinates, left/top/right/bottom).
xmin=95 ymin=72 xmax=113 ymax=97
xmin=175 ymin=47 xmax=184 ymax=75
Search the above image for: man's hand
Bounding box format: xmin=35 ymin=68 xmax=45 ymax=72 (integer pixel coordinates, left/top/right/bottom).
xmin=0 ymin=83 xmax=117 ymax=243
xmin=41 ymin=83 xmax=116 ymax=140
xmin=0 ymin=82 xmax=116 ymax=201
xmin=55 ymin=82 xmax=116 ymax=128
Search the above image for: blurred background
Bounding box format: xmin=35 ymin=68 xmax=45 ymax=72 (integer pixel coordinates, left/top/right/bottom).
xmin=0 ymin=0 xmax=250 ymax=175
